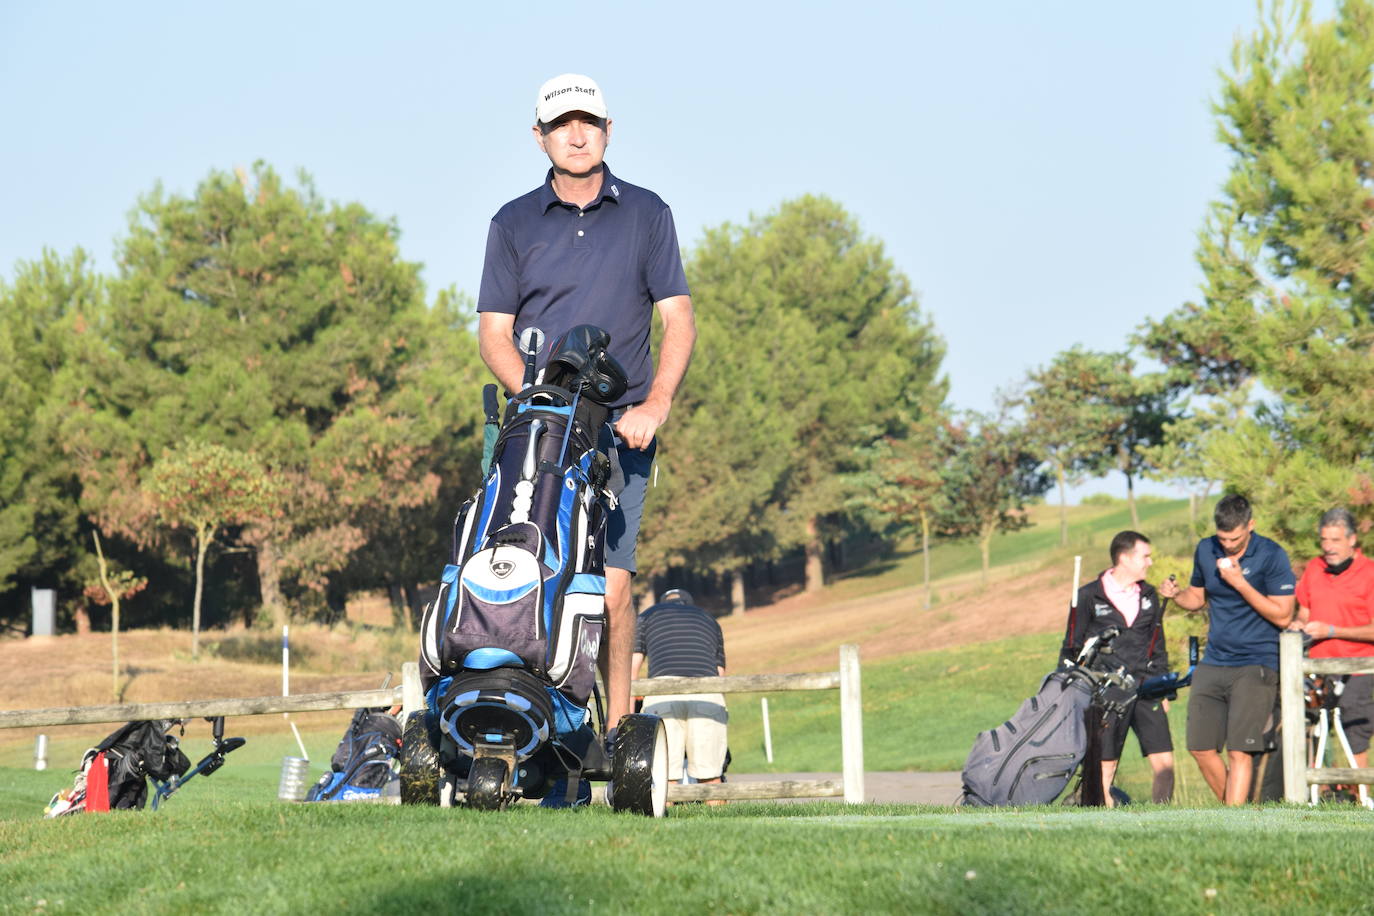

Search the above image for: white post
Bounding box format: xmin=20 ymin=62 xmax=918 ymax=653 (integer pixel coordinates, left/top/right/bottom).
xmin=839 ymin=643 xmax=864 ymax=804
xmin=1280 ymin=631 xmax=1307 ymax=803
xmin=402 ymin=662 xmax=423 ymax=718
xmin=1071 ymin=556 xmax=1082 ymax=606
xmin=761 ymin=697 xmax=774 ymax=764
xmin=34 ymin=734 xmax=48 ymax=770
xmin=281 ymin=625 xmax=290 ymax=699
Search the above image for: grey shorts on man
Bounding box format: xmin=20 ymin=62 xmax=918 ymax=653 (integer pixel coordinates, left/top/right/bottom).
xmin=601 ymin=424 xmax=656 ymax=574
xmin=1186 ymin=663 xmax=1278 ymax=753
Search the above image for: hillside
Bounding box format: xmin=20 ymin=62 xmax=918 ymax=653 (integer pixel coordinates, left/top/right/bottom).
xmin=0 ymin=498 xmax=1196 ymax=728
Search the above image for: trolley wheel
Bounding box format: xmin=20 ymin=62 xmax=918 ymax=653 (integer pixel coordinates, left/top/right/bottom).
xmin=610 ymin=713 xmax=668 ymax=817
xmin=466 ymin=756 xmax=510 ymax=811
xmin=399 ymin=712 xmax=440 ymax=806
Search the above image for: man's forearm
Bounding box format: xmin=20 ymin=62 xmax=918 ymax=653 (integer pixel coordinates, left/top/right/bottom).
xmin=477 ymin=314 xmax=526 ymax=393
xmin=644 ymin=296 xmax=695 ymax=410
xmin=1316 ymin=621 xmax=1374 ymax=642
xmin=1171 ymin=588 xmax=1206 ymax=612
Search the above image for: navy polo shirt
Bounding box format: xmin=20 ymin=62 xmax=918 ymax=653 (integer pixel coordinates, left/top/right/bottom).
xmin=477 ymin=164 xmax=690 ymax=409
xmin=1189 ymin=531 xmax=1296 ymax=670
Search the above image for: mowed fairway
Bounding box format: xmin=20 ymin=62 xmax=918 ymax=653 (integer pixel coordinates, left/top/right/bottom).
xmin=2 ymin=780 xmax=1372 ymax=915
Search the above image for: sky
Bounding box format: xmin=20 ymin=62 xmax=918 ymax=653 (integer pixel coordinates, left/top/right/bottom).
xmin=0 ymin=1 xmax=1332 ymax=499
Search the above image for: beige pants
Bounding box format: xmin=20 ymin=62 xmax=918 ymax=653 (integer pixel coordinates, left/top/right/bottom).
xmin=641 ymin=692 xmax=728 ymax=780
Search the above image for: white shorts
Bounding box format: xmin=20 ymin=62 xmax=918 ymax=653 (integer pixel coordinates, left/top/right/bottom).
xmin=641 ymin=692 xmax=728 ymax=780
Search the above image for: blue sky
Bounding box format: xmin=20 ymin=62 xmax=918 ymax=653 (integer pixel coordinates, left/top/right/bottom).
xmin=0 ymin=1 xmax=1329 ymax=498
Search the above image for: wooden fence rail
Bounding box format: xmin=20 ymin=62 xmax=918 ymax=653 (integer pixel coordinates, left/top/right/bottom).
xmin=1279 ymin=630 xmax=1374 ymax=802
xmin=1 ymin=644 xmax=866 ymax=804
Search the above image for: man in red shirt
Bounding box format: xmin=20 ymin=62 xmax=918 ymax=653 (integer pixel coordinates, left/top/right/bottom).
xmin=1294 ymin=507 xmax=1374 ymax=767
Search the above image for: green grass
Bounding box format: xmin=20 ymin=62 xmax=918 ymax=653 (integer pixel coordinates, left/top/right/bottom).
xmin=3 ymin=792 xmax=1373 ymax=914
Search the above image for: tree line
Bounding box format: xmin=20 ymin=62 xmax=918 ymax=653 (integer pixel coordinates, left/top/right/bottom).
xmin=0 ymin=171 xmax=964 ymax=637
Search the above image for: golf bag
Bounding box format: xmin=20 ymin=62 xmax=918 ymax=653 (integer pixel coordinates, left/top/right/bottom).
xmin=45 ymin=720 xmax=190 ymax=816
xmin=305 ymin=707 xmax=402 ymax=802
xmin=960 ymin=668 xmax=1099 ymax=807
xmin=417 ymin=324 xmax=627 ymax=798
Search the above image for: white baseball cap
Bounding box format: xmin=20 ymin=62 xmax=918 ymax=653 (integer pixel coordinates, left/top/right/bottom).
xmin=535 ymin=73 xmax=608 ymax=124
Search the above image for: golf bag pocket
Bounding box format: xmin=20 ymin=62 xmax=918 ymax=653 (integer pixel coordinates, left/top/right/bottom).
xmin=960 ymin=670 xmax=1094 ymax=806
xmin=547 ymin=576 xmax=605 ymax=705
xmin=446 ymin=525 xmax=549 ymax=672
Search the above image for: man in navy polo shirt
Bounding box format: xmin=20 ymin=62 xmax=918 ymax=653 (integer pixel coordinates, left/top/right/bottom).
xmin=476 ymin=73 xmax=697 ymax=736
xmin=1161 ymin=493 xmax=1296 ymax=804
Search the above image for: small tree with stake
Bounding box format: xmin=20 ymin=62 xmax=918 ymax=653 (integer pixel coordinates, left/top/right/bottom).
xmin=148 ymin=441 xmax=278 ymax=658
xmin=87 ymin=529 xmax=147 ymax=701
xmin=937 ymin=414 xmax=1051 ymax=586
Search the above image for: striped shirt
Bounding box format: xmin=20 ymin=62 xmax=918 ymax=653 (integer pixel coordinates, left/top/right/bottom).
xmin=633 ymin=602 xmax=726 ymax=678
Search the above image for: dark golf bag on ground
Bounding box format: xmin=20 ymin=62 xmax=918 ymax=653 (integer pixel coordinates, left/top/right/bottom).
xmin=306 ymin=707 xmax=402 ymax=802
xmin=410 ymin=325 xmax=670 ymax=814
xmin=961 ymin=624 xmax=1147 ymax=807
xmin=960 ymin=669 xmax=1098 ymax=806
xmin=45 ymin=720 xmax=190 ymax=816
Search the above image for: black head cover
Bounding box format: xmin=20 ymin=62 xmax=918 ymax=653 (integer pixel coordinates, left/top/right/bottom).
xmin=544 ymin=325 xmax=628 ymax=405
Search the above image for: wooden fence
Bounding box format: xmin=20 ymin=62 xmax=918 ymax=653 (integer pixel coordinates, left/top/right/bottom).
xmin=1279 ymin=630 xmax=1374 ymax=802
xmin=1 ymin=644 xmax=865 ymax=805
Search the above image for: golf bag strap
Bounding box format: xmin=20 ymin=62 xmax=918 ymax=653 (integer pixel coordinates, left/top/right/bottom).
xmin=565 ymin=764 xmax=582 ymax=805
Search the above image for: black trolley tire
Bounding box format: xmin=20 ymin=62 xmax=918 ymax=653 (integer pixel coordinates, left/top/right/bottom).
xmin=466 ymin=756 xmax=510 ymax=811
xmin=610 ymin=713 xmax=669 ymax=817
xmin=398 ymin=712 xmax=441 ymax=806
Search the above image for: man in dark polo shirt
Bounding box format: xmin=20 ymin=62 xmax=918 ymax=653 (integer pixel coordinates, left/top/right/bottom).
xmin=1161 ymin=493 xmax=1296 ymax=804
xmin=476 ymin=73 xmax=697 ymax=735
xmin=1294 ymin=507 xmax=1374 ymax=770
xmin=632 ymin=588 xmax=728 ymax=797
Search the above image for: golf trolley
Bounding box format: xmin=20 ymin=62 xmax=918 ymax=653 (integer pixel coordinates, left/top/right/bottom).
xmin=1304 ymin=673 xmax=1374 ymax=809
xmin=150 ymin=716 xmax=246 ymax=809
xmin=44 ymin=716 xmax=245 ymax=817
xmin=405 ymin=324 xmax=669 ymax=815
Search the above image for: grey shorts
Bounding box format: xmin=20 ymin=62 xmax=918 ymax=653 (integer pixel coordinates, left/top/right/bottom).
xmin=601 ymin=427 xmax=656 ymax=574
xmin=1186 ymin=663 xmax=1279 ymax=754
xmin=1337 ymin=674 xmax=1374 ymax=755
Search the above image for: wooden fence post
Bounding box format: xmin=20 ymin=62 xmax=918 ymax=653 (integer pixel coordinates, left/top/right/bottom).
xmin=839 ymin=643 xmax=864 ymax=804
xmin=1280 ymin=631 xmax=1306 ymax=803
xmin=402 ymin=662 xmax=423 ymax=718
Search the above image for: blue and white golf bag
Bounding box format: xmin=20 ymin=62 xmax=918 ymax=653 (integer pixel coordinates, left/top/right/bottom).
xmin=417 ymin=325 xmax=626 ymax=796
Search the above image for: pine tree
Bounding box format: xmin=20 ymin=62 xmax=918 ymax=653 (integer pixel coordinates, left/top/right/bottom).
xmin=1139 ymin=0 xmax=1374 ymax=549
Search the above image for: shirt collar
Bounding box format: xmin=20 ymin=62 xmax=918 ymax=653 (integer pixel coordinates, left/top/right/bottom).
xmin=539 ymin=164 xmax=621 ymax=212
xmin=1102 ymin=568 xmax=1141 ymax=596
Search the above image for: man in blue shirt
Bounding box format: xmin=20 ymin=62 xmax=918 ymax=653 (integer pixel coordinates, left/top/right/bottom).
xmin=476 ymin=73 xmax=697 ymax=735
xmin=1161 ymin=494 xmax=1296 ymax=804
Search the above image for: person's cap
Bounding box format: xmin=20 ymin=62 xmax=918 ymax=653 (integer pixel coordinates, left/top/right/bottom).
xmin=659 ymin=588 xmax=693 ymax=606
xmin=535 ymin=73 xmax=608 ymax=124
